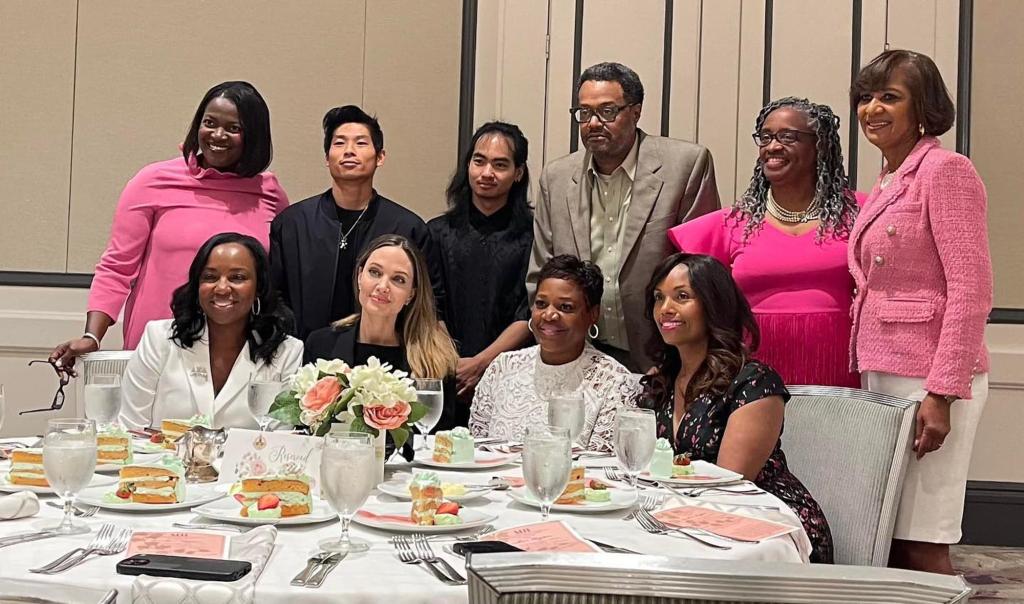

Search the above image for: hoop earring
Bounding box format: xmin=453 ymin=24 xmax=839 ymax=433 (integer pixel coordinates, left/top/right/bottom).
xmin=588 ymin=324 xmax=599 ymax=339
xmin=527 ymin=318 xmax=535 ymax=334
xmin=252 ymin=298 xmax=261 ymax=317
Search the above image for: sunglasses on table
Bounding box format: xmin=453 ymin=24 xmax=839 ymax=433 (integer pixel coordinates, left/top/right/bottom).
xmin=19 ymin=360 xmax=70 ymax=415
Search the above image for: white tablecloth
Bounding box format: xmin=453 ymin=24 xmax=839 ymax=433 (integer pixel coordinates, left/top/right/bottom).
xmin=0 ymin=447 xmax=810 ymax=603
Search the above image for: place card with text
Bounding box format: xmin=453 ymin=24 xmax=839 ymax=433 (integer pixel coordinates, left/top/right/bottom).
xmin=218 ymin=429 xmax=324 ymax=490
xmin=126 ymin=531 xmax=228 ymax=560
xmin=483 ymin=520 xmax=601 ymax=553
xmin=654 ymin=504 xmax=798 ymax=541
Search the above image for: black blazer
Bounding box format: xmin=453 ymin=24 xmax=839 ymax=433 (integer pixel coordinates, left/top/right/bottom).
xmin=304 ymin=322 xmax=465 ymax=432
xmin=270 ymin=190 xmax=446 ymax=340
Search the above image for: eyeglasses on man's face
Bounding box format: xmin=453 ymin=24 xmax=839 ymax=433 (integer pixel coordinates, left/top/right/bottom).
xmin=752 ymin=129 xmax=817 ymax=147
xmin=569 ymin=103 xmax=638 ymax=124
xmin=19 ymin=360 xmax=69 ymax=415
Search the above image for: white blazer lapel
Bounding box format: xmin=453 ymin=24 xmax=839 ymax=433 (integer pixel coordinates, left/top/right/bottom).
xmin=213 ymin=342 xmax=257 ymax=423
xmin=179 ymin=335 xmax=215 ymax=419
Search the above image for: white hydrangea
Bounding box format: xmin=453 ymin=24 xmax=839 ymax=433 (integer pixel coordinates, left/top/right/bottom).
xmin=315 ymin=358 xmax=352 ymax=376
xmin=289 ymin=363 xmax=320 ymax=394
xmin=347 ymin=356 xmax=416 ymax=409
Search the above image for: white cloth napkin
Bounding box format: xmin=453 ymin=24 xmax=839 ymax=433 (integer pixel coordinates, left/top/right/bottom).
xmin=130 ymin=525 xmax=277 ymax=604
xmin=0 ymin=491 xmax=39 ymax=520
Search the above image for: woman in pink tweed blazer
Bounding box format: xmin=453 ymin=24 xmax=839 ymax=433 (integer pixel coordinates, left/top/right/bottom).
xmin=849 ymin=50 xmax=992 ymax=574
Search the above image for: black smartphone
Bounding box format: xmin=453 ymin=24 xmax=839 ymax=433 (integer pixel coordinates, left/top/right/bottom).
xmin=451 ymin=540 xmax=524 ymax=557
xmin=116 ymin=554 xmax=252 ymax=582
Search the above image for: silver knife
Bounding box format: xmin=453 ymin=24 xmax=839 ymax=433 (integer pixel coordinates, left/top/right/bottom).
xmin=291 ymin=551 xmax=332 ymax=586
xmin=0 ymin=531 xmax=59 ymax=549
xmin=305 ymin=551 xmax=346 ymax=588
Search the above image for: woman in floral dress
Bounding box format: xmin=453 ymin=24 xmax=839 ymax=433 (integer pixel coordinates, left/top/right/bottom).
xmin=635 ymin=252 xmax=833 ymax=563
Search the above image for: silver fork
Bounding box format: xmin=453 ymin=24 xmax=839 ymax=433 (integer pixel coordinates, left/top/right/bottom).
xmin=684 ymin=485 xmax=764 ymax=497
xmin=623 ymin=491 xmax=661 ymax=521
xmin=638 ymin=507 xmax=759 ymax=544
xmin=291 ymin=551 xmax=334 ymax=586
xmin=31 ymin=523 xmax=115 ymax=574
xmin=33 ymin=525 xmax=133 ymax=574
xmin=634 ymin=508 xmax=731 ymax=550
xmin=413 ymin=534 xmax=466 ymax=584
xmin=393 ymin=535 xmax=456 ymax=585
xmin=46 ymin=502 xmax=99 ymax=518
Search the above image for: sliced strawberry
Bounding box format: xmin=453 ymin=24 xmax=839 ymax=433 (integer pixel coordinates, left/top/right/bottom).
xmin=257 ymin=493 xmax=280 ymax=510
xmin=149 ymin=432 xmax=165 ymax=443
xmin=233 ymin=494 xmax=247 ymax=504
xmin=115 ymin=487 xmax=132 ymax=500
xmin=437 ymin=501 xmax=460 ymax=516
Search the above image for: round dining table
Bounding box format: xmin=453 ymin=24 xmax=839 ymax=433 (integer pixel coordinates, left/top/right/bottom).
xmin=0 ymin=439 xmax=810 ymax=603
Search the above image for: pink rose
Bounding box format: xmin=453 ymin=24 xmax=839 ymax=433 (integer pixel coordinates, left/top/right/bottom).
xmin=363 ymin=400 xmax=411 ymax=431
xmin=301 ymin=377 xmax=342 ymax=413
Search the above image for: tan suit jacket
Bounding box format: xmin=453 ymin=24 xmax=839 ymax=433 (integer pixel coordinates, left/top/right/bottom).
xmin=528 ymin=130 xmax=720 ymax=371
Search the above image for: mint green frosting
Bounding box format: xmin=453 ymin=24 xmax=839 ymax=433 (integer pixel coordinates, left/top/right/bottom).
xmin=432 ymin=513 xmax=462 ymax=525
xmin=412 ymin=471 xmax=440 ymax=489
xmin=102 ymin=492 xmax=131 ymax=504
xmin=448 ymin=428 xmax=474 ymax=463
xmin=650 ymin=438 xmax=674 ymax=479
xmin=245 ymin=503 xmax=282 ymax=518
xmin=584 ymin=488 xmax=612 ymax=503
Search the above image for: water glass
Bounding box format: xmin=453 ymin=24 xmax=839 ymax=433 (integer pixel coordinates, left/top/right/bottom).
xmin=83 ymin=374 xmax=121 ymax=430
xmin=614 ymin=408 xmax=656 ymax=489
xmin=522 ymin=425 xmax=571 ymax=520
xmin=41 ymin=419 xmax=97 ymax=535
xmin=319 ymin=431 xmax=375 ymax=553
xmin=247 ymin=381 xmax=283 ymax=431
xmin=413 ymin=378 xmax=443 ymax=450
xmin=546 ymin=392 xmax=585 ymax=447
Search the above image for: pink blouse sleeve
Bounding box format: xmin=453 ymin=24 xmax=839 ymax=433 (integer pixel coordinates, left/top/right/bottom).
xmin=262 ymin=172 xmax=291 ymax=216
xmin=86 ymin=168 xmax=159 ymax=322
xmin=666 ymin=208 xmax=735 ymax=267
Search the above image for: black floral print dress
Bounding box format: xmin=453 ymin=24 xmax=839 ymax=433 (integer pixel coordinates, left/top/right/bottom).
xmin=639 ymin=360 xmax=834 ymax=563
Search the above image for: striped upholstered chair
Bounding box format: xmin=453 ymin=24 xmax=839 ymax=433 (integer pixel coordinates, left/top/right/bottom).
xmin=783 ymin=385 xmax=917 ymax=566
xmin=467 ymin=553 xmax=972 ymax=603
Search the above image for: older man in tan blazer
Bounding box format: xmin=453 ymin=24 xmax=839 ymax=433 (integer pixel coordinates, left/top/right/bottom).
xmin=528 ymin=62 xmax=720 ymax=372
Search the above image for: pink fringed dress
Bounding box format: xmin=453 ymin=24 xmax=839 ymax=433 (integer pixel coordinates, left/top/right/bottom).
xmin=667 ymin=208 xmax=860 ymax=388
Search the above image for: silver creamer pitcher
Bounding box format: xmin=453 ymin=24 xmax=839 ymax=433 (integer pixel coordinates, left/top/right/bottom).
xmin=175 ymin=425 xmax=227 ymax=483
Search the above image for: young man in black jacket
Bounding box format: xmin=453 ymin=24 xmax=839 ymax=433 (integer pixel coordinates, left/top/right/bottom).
xmin=270 ymin=105 xmax=444 ymax=339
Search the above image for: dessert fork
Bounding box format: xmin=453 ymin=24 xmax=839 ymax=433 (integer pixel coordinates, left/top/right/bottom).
xmin=31 ymin=523 xmax=115 ymax=573
xmin=413 ymin=534 xmax=466 ymax=584
xmin=393 ymin=535 xmax=457 ymax=585
xmin=623 ymin=491 xmax=662 ymax=521
xmin=46 ymin=502 xmax=98 ymax=517
xmin=634 ymin=508 xmax=731 ymax=550
xmin=637 ymin=508 xmax=760 ymax=544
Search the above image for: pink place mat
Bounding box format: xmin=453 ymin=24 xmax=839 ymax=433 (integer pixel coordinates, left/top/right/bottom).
xmin=356 ymin=510 xmax=414 ymax=525
xmin=654 ymin=506 xmax=797 ymax=541
xmin=640 ymin=471 xmax=718 ymax=481
xmin=499 ymin=476 xmax=614 ymax=489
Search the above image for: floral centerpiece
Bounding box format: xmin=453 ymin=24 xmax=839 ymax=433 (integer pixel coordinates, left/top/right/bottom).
xmin=269 ymin=358 xmax=426 ymax=450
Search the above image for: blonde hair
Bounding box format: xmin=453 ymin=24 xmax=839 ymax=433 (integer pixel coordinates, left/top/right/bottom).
xmin=332 ymin=235 xmax=458 ymax=379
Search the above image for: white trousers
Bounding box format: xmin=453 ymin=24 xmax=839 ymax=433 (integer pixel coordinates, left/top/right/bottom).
xmin=862 ymin=371 xmax=988 ymax=544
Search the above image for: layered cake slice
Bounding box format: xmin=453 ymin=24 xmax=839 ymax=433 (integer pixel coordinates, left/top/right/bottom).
xmin=97 ymin=427 xmax=133 ymax=466
xmin=160 ymin=414 xmax=211 ymax=450
xmin=409 ymin=471 xmax=443 ymax=525
xmin=232 ymin=474 xmax=311 ymax=518
xmin=554 ymin=465 xmax=585 ymax=504
xmin=8 ymin=448 xmax=48 ymax=487
xmin=431 ymin=426 xmax=474 ymax=464
xmin=114 ymin=456 xmax=186 ymax=504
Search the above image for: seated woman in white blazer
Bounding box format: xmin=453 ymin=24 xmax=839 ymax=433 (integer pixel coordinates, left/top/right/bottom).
xmin=120 ymin=232 xmax=302 ymax=431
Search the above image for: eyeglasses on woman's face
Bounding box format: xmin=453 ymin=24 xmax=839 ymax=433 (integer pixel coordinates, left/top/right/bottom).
xmin=752 ymin=129 xmax=816 ymax=147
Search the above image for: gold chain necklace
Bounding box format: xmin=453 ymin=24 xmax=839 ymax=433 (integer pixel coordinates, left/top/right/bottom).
xmin=766 ymin=189 xmax=820 ymax=224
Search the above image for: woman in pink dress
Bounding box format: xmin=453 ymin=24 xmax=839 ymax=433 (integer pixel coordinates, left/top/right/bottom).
xmin=668 ymin=97 xmax=860 ymax=387
xmin=49 ymin=81 xmax=289 ymax=374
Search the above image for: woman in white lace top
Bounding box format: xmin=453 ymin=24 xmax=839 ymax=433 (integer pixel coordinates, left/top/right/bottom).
xmin=470 ymin=255 xmax=639 ymax=451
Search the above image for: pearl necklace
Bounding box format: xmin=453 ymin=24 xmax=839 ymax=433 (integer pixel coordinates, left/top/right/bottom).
xmin=766 ymin=190 xmax=820 ymax=224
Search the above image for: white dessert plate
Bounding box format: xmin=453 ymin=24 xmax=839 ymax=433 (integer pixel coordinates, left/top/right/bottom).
xmin=77 ymin=484 xmax=224 ymax=511
xmin=134 ymin=440 xmax=172 ymax=454
xmin=378 ymin=472 xmax=493 ymax=503
xmin=640 ymin=460 xmax=744 ymax=487
xmin=352 ymin=502 xmax=495 ymax=533
xmin=413 ymin=449 xmax=517 ymax=470
xmin=191 ymin=496 xmax=337 ymax=526
xmin=507 ymin=486 xmax=637 ymax=513
xmin=0 ymin=473 xmax=116 ymax=495
xmin=95 ymin=452 xmax=162 ymax=473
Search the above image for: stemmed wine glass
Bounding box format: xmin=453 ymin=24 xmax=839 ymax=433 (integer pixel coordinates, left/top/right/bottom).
xmin=614 ymin=408 xmax=656 ymax=489
xmin=319 ymin=431 xmax=376 ymax=553
xmin=83 ymin=374 xmax=121 ymax=431
xmin=41 ymin=419 xmax=97 ymax=535
xmin=522 ymin=425 xmax=571 ymax=521
xmin=412 ymin=378 xmax=443 ymax=450
xmin=248 ymin=381 xmax=283 ymax=432
xmin=546 ymin=392 xmax=585 ymax=448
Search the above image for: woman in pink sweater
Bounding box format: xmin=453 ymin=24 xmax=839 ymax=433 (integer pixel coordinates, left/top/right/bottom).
xmin=50 ymin=81 xmax=289 ymax=371
xmin=850 ymin=50 xmax=991 ymax=574
xmin=668 ymin=97 xmax=860 ymax=388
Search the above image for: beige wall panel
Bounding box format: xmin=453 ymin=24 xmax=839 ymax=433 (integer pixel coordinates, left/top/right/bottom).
xmin=733 ymin=0 xmax=766 ymax=200
xmin=972 ymin=0 xmax=1024 ymax=309
xmin=581 ymin=0 xmax=665 ymax=137
xmin=668 ymin=0 xmax=702 ymax=143
xmin=67 ymin=0 xmax=366 ymax=273
xmin=696 ymin=0 xmax=742 ymax=203
xmin=968 ymin=324 xmax=1024 ymax=482
xmin=854 ymin=0 xmax=887 ymax=192
xmin=474 ymin=0 xmax=502 ymax=130
xmin=0 ymin=1 xmax=77 ymax=272
xmin=770 ymin=0 xmax=852 ymax=175
xmin=886 ymin=0 xmax=959 ymax=151
xmin=363 ymin=0 xmax=462 ymax=222
xmin=544 ymin=0 xmax=578 ymax=164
